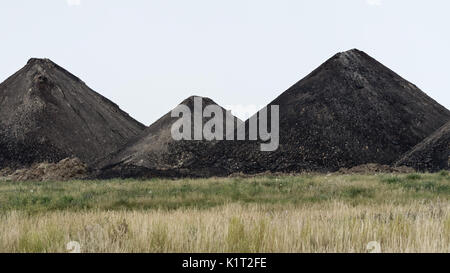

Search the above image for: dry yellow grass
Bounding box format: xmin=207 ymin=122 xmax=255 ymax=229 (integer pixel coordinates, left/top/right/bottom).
xmin=0 ymin=173 xmax=448 ymax=253
xmin=0 ymin=201 xmax=448 ymax=253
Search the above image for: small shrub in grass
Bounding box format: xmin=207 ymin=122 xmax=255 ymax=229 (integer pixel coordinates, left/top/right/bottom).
xmin=251 ymin=219 xmax=268 ymax=252
xmin=150 ymin=222 xmax=168 ymax=252
xmin=415 ymin=181 xmax=435 ymax=192
xmin=227 ymin=217 xmax=249 ymax=252
xmin=382 ymin=176 xmax=402 ymax=184
xmin=109 ymin=218 xmax=129 ymax=243
xmin=406 ymin=174 xmax=421 ymax=180
xmin=439 ymin=170 xmax=449 ymax=177
xmin=345 ymin=187 xmax=375 ymax=198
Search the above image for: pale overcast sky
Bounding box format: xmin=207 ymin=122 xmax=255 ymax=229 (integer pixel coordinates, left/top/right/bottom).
xmin=1 ymin=0 xmax=449 ymax=125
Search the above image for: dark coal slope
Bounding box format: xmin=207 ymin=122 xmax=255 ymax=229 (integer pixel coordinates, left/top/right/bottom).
xmin=396 ymin=121 xmax=450 ymax=172
xmin=0 ymin=58 xmax=145 ymax=168
xmin=97 ymin=96 xmax=241 ymax=178
xmin=220 ymin=49 xmax=450 ymax=173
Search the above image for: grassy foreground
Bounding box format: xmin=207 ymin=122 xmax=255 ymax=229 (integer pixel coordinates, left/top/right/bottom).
xmin=0 ymin=172 xmax=449 ymax=253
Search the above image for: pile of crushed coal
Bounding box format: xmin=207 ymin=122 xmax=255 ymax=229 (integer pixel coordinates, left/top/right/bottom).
xmin=396 ymin=121 xmax=450 ymax=172
xmin=0 ymin=58 xmax=145 ymax=170
xmin=0 ymin=158 xmax=88 ymax=182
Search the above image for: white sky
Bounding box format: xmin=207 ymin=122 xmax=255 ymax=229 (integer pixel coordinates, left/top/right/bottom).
xmin=1 ymin=0 xmax=449 ymax=125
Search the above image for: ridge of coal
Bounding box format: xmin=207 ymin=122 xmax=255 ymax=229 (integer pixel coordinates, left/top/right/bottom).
xmin=395 ymin=121 xmax=450 ymax=172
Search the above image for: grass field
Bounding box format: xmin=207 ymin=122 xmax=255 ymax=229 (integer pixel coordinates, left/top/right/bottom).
xmin=0 ymin=172 xmax=449 ymax=253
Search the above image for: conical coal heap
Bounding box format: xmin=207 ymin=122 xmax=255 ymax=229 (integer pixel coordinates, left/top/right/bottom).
xmin=97 ymin=96 xmax=241 ymax=178
xmin=0 ymin=58 xmax=145 ymax=168
xmin=219 ymin=49 xmax=450 ymax=173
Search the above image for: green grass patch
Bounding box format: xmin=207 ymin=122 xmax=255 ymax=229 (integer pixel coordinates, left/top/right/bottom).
xmin=0 ymin=173 xmax=448 ymax=213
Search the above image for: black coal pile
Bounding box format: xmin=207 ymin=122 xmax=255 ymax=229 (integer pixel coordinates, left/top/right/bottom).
xmin=395 ymin=121 xmax=450 ymax=172
xmin=215 ymin=49 xmax=450 ymax=174
xmin=97 ymin=96 xmax=241 ymax=178
xmin=0 ymin=58 xmax=145 ymax=169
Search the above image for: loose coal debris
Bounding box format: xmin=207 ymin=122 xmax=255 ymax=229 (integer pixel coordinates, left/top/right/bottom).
xmin=0 ymin=157 xmax=87 ymax=182
xmin=337 ymin=163 xmax=415 ymax=175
